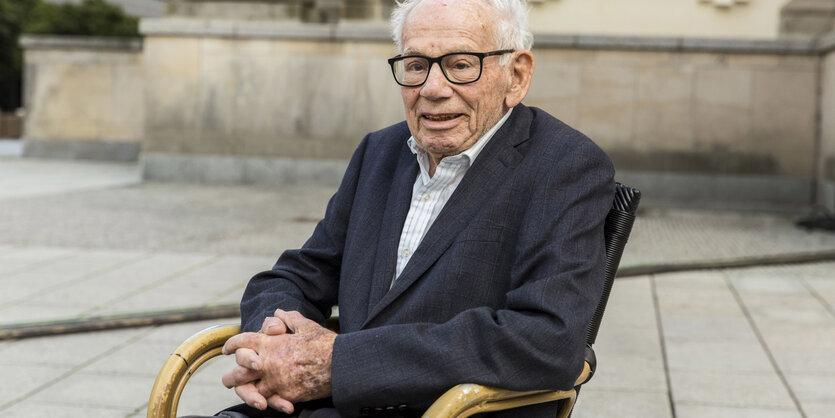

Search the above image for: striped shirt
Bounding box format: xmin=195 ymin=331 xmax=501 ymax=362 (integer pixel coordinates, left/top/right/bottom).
xmin=393 ymin=109 xmax=513 ymax=284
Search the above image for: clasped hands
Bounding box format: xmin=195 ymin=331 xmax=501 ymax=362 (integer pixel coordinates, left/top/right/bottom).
xmin=221 ymin=309 xmax=338 ymax=415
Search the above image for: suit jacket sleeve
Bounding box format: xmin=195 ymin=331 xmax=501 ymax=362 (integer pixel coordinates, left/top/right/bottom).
xmin=330 ymin=115 xmax=615 ymax=415
xmin=238 ymin=136 xmax=370 ymax=332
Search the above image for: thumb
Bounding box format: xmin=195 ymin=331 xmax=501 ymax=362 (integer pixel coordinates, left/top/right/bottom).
xmin=260 ymin=316 xmax=287 ymax=336
xmin=273 ymin=310 xmax=312 ymax=334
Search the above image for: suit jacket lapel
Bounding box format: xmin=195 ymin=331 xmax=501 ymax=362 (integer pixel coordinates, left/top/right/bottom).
xmin=364 ymin=146 xmax=419 ymax=317
xmin=363 ymin=106 xmax=532 ymax=326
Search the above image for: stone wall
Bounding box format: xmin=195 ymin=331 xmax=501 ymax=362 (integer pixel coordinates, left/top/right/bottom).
xmin=529 ymin=42 xmax=818 ymax=179
xmin=526 ymin=36 xmax=820 ymax=209
xmin=20 ymin=36 xmax=144 ymax=161
xmin=139 ymin=19 xmax=822 ymax=208
xmin=140 ymin=20 xmax=402 ymax=185
xmin=18 ymin=22 xmax=831 ymax=209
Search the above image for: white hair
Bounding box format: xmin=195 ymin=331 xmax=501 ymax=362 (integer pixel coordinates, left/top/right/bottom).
xmin=390 ymin=0 xmax=534 ymax=54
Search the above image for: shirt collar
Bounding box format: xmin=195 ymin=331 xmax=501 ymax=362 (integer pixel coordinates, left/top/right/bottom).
xmin=407 ymin=107 xmax=513 ymax=169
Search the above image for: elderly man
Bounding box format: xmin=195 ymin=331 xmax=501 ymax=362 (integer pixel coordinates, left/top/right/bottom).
xmin=216 ymin=0 xmax=614 ymax=416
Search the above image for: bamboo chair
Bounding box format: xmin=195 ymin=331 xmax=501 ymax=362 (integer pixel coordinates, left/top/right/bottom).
xmin=148 ymin=184 xmax=640 ymax=418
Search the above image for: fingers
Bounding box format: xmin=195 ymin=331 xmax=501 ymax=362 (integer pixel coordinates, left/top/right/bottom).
xmin=222 ymin=332 xmax=262 ymax=355
xmin=234 ymin=383 xmax=269 ymax=411
xmin=261 ymin=316 xmax=287 ymax=336
xmin=273 ymin=310 xmax=310 ymax=334
xmin=234 ymin=347 xmax=262 ymax=372
xmin=266 ymin=393 xmax=295 ymax=415
xmin=222 ymin=364 xmax=260 ymax=388
xmin=222 ymin=346 xmax=262 ymax=388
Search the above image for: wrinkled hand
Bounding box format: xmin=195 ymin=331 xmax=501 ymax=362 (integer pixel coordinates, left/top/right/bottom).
xmin=221 ymin=310 xmax=337 ymax=414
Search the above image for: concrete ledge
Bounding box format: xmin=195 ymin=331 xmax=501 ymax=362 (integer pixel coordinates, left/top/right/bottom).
xmin=616 ymin=171 xmax=814 ymax=212
xmin=141 ymin=153 xmax=348 ymax=187
xmin=19 ymin=35 xmax=143 ymax=51
xmin=139 ymin=17 xmax=391 ymax=42
xmin=139 ymin=17 xmax=821 ymax=54
xmin=677 ymin=37 xmax=818 ymax=54
xmin=140 ymin=18 xmax=330 ymax=40
xmin=535 ymin=33 xmax=818 ymax=54
xmin=22 ymin=139 xmax=141 ymax=162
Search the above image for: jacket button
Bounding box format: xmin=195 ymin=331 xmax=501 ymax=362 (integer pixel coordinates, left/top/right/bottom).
xmin=398 ymin=404 xmax=408 ymax=411
xmin=359 ymin=407 xmax=370 ymax=416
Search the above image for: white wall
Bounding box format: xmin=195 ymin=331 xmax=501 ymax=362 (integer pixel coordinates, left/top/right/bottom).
xmin=528 ymin=0 xmax=788 ymax=39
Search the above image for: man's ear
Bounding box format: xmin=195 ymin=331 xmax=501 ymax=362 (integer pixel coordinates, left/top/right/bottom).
xmin=504 ymin=50 xmax=535 ymax=108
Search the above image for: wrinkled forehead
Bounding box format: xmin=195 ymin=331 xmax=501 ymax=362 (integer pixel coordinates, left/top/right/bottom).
xmin=401 ymin=0 xmax=498 ymax=53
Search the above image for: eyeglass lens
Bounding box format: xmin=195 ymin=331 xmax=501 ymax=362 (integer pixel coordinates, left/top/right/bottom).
xmin=394 ymin=54 xmax=482 ymax=86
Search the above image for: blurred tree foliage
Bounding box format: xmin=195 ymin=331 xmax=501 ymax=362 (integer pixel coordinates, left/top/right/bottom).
xmin=0 ymin=0 xmax=138 ymax=110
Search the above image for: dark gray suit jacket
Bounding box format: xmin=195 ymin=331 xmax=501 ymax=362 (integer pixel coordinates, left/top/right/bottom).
xmin=240 ymin=104 xmax=615 ymax=417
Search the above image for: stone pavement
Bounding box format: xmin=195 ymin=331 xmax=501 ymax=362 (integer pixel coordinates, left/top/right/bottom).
xmin=0 ymin=156 xmax=834 ymax=417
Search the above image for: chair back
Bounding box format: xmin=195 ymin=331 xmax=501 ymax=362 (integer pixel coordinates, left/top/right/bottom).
xmin=586 ymin=183 xmax=641 ymax=346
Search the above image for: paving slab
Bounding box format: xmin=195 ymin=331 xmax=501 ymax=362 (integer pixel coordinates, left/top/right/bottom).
xmin=782 ymin=373 xmax=835 ymax=403
xmin=595 ymin=276 xmax=657 ymax=328
xmin=0 ymin=364 xmax=73 ymax=406
xmin=674 ymin=404 xmax=803 ymax=418
xmin=664 ymin=340 xmax=774 ymax=373
xmin=3 ymin=402 xmax=137 ymax=418
xmin=0 ymin=302 xmax=95 ymax=324
xmin=572 ymin=388 xmax=673 ymax=418
xmin=588 ymin=353 xmax=669 ymax=392
xmin=594 ymin=326 xmax=663 ymax=358
xmin=755 ymin=322 xmax=835 ymax=350
xmin=739 ymin=293 xmax=833 ymax=325
xmin=31 ymin=252 xmax=216 ymax=309
xmin=730 ymin=274 xmax=813 ymax=295
xmin=800 ymin=401 xmax=835 ymax=418
xmin=769 ymin=346 xmax=835 ymax=374
xmin=801 ymin=276 xmax=835 ymax=309
xmin=655 ymin=286 xmax=744 ymax=316
xmin=0 ymin=247 xmax=76 ymax=277
xmin=669 ymin=369 xmax=797 ymax=409
xmin=0 ymin=328 xmax=149 ymax=369
xmin=83 ymin=338 xmax=184 ymax=378
xmin=0 ymin=249 xmax=144 ymax=296
xmin=26 ymin=371 xmax=154 ymax=411
xmin=659 ymin=314 xmax=760 ymax=342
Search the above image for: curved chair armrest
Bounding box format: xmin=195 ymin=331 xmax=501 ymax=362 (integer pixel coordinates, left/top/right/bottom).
xmin=422 ymin=361 xmax=592 ymax=418
xmin=148 ymin=325 xmax=592 ymax=418
xmin=148 ymin=324 xmax=241 ymax=418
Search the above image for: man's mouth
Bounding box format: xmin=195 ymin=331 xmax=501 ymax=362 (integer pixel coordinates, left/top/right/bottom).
xmin=422 ymin=114 xmax=461 ymax=122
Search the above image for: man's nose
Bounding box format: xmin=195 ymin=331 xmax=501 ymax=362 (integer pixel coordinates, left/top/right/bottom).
xmin=420 ymin=62 xmax=452 ymax=98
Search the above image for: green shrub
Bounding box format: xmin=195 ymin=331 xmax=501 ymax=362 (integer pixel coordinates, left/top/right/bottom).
xmin=23 ymin=0 xmax=139 ymax=37
xmin=0 ymin=0 xmax=139 ymax=110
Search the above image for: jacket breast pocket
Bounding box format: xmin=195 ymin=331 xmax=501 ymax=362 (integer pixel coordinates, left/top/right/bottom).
xmin=440 ymin=223 xmax=510 ymax=305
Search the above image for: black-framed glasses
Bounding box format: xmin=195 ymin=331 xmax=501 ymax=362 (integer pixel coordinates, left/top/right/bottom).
xmin=388 ymin=49 xmax=515 ymax=87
